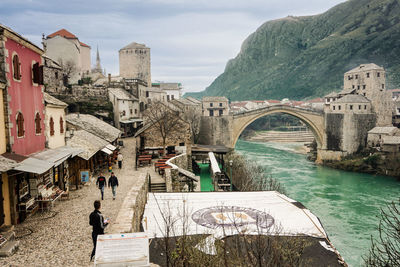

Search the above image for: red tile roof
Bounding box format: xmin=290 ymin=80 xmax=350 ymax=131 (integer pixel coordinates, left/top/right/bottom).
xmin=307 ymin=98 xmax=324 ymax=103
xmin=47 ymin=29 xmax=78 ymax=39
xmin=80 ymin=41 xmax=90 ymax=48
xmin=267 ymin=100 xmax=280 ymax=103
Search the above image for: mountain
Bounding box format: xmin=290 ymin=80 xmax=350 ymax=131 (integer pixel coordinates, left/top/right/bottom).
xmin=185 ymin=0 xmax=400 ymax=101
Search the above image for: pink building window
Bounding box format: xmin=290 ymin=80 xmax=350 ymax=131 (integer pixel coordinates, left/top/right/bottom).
xmin=16 ymin=112 xmax=24 ymax=137
xmin=35 ymin=113 xmax=41 ymax=134
xmin=13 ymin=54 xmax=21 ymax=80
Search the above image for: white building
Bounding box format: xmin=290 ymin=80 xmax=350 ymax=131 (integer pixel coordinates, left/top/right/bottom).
xmin=152 ymin=82 xmax=182 ymax=101
xmin=43 ymin=93 xmax=68 ymax=149
xmin=108 ymin=87 xmax=142 ymax=137
xmin=43 ymin=29 xmax=91 ymax=84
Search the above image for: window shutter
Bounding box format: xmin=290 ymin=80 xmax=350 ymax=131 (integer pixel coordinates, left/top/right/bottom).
xmin=18 ymin=62 xmax=21 ymax=79
xmin=39 ymin=65 xmax=44 ymax=85
xmin=32 ymin=63 xmax=39 ymax=83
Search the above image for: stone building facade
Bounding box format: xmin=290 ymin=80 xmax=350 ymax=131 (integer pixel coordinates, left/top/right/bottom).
xmin=343 ymin=63 xmax=393 ymax=126
xmin=43 ymin=55 xmax=64 ymax=93
xmin=202 ymin=96 xmax=230 ymax=117
xmin=119 ymin=42 xmax=151 ymax=86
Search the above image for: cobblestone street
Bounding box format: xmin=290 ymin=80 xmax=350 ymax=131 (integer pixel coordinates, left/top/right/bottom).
xmin=0 ymin=137 xmax=151 ymax=267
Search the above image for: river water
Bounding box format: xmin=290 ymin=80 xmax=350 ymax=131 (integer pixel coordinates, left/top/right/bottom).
xmin=235 ymin=139 xmax=400 ymax=267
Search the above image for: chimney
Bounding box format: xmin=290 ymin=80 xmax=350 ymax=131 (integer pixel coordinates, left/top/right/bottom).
xmin=108 ymin=73 xmax=111 ymax=85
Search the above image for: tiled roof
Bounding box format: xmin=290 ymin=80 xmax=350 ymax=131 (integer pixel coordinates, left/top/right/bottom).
xmin=307 ymin=98 xmax=324 ymax=103
xmin=108 ymin=88 xmax=138 ymax=101
xmin=185 ymin=96 xmax=201 ymax=104
xmin=346 ymin=63 xmax=383 ymax=74
xmin=66 ymin=113 xmax=121 ymax=142
xmin=267 ymin=100 xmax=280 ymax=103
xmin=47 ymin=29 xmax=78 ymax=39
xmin=66 ymin=130 xmax=109 ymax=160
xmin=334 ymin=94 xmax=370 ymax=103
xmin=80 ymin=41 xmax=90 ymax=48
xmin=44 ymin=92 xmax=68 ymax=107
xmin=120 ymin=42 xmax=148 ymax=50
xmin=368 ymin=127 xmax=398 ymax=135
xmin=325 ymin=92 xmax=339 ymax=98
xmin=202 ymin=96 xmax=228 ymax=102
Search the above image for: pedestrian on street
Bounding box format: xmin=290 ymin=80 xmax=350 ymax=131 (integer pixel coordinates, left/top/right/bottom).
xmin=108 ymin=172 xmax=119 ymax=200
xmin=96 ymin=173 xmax=106 ymax=200
xmin=117 ymin=152 xmax=123 ymax=169
xmin=89 ymin=200 xmax=109 ymax=261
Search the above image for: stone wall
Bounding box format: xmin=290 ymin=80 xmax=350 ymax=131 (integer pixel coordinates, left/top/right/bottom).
xmin=324 ymin=112 xmax=376 ymax=156
xmin=198 ymin=116 xmax=233 ymax=147
xmin=325 ymin=113 xmax=343 ymax=151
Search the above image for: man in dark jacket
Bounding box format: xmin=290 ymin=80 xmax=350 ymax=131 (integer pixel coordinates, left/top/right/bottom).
xmin=108 ymin=172 xmax=119 ymax=200
xmin=89 ymin=200 xmax=108 ymax=261
xmin=96 ymin=173 xmax=106 ymax=200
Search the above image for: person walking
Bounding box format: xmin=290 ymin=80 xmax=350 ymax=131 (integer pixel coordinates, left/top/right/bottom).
xmin=117 ymin=152 xmax=123 ymax=169
xmin=96 ymin=173 xmax=106 ymax=200
xmin=89 ymin=200 xmax=109 ymax=261
xmin=108 ymin=172 xmax=119 ymax=200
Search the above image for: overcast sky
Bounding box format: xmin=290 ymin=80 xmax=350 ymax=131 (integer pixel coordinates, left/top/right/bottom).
xmin=1 ymin=0 xmax=345 ymax=93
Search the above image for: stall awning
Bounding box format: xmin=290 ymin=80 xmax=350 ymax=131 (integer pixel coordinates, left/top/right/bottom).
xmin=14 ymin=157 xmax=54 ymax=175
xmin=101 ymin=147 xmax=113 ymax=155
xmin=31 ymin=146 xmax=81 ymax=167
xmin=106 ymin=144 xmax=116 ymax=151
xmin=0 ymin=155 xmax=18 ymax=172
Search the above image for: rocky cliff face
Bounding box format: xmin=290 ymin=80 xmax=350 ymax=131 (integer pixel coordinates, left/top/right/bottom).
xmin=186 ymin=0 xmax=400 ymax=101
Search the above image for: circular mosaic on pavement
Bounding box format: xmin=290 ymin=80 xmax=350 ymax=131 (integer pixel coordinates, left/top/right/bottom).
xmin=191 ymin=206 xmax=274 ymax=229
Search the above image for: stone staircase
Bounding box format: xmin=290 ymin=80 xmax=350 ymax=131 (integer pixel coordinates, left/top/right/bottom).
xmin=0 ymin=226 xmax=19 ymax=257
xmin=150 ymin=182 xmax=167 ymax=193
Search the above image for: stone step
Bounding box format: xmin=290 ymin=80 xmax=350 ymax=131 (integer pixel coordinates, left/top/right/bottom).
xmin=0 ymin=240 xmax=19 ymax=257
xmin=150 ymin=183 xmax=167 ymax=193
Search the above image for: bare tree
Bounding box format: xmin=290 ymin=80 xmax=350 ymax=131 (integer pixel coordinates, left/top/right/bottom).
xmin=226 ymin=152 xmax=286 ymax=194
xmin=58 ymin=59 xmax=77 ymax=85
xmin=182 ymin=107 xmax=201 ymax=143
xmin=364 ymin=198 xmax=400 ymax=267
xmin=143 ymin=101 xmax=187 ymax=155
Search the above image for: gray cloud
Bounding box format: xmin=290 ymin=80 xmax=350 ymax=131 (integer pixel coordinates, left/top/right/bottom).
xmin=0 ymin=0 xmax=345 ymax=92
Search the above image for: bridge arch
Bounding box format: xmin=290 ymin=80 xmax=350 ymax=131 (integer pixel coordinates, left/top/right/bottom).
xmin=231 ymin=105 xmax=325 ymax=149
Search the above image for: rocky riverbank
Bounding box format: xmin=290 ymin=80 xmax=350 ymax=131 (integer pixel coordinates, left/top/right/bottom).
xmin=323 ymin=153 xmax=400 ymax=178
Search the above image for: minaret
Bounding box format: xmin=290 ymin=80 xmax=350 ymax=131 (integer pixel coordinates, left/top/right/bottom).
xmin=95 ymin=45 xmax=101 ymax=71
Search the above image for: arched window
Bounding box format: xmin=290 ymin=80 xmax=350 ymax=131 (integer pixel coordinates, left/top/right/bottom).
xmin=50 ymin=117 xmax=55 ymax=136
xmin=60 ymin=117 xmax=64 ymax=134
xmin=16 ymin=112 xmax=24 ymax=137
xmin=35 ymin=113 xmax=41 ymax=134
xmin=13 ymin=54 xmax=21 ymax=80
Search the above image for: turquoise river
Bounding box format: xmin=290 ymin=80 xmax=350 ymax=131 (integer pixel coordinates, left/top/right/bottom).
xmin=235 ymin=139 xmax=400 ymax=267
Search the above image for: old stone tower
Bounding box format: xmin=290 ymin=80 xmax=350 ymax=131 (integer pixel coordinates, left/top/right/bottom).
xmin=119 ymin=42 xmax=151 ymax=86
xmin=343 ymin=64 xmax=393 ymax=126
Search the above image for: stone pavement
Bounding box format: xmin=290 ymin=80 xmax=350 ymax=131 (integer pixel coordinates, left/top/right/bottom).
xmin=0 ymin=137 xmax=156 ymax=267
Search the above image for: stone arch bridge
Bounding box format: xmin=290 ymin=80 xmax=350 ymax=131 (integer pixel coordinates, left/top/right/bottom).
xmin=198 ymin=103 xmax=374 ymax=162
xmin=232 ymin=105 xmax=325 ymax=149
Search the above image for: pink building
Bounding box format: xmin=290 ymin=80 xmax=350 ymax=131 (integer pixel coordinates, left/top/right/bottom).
xmin=1 ymin=25 xmax=46 ymax=156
